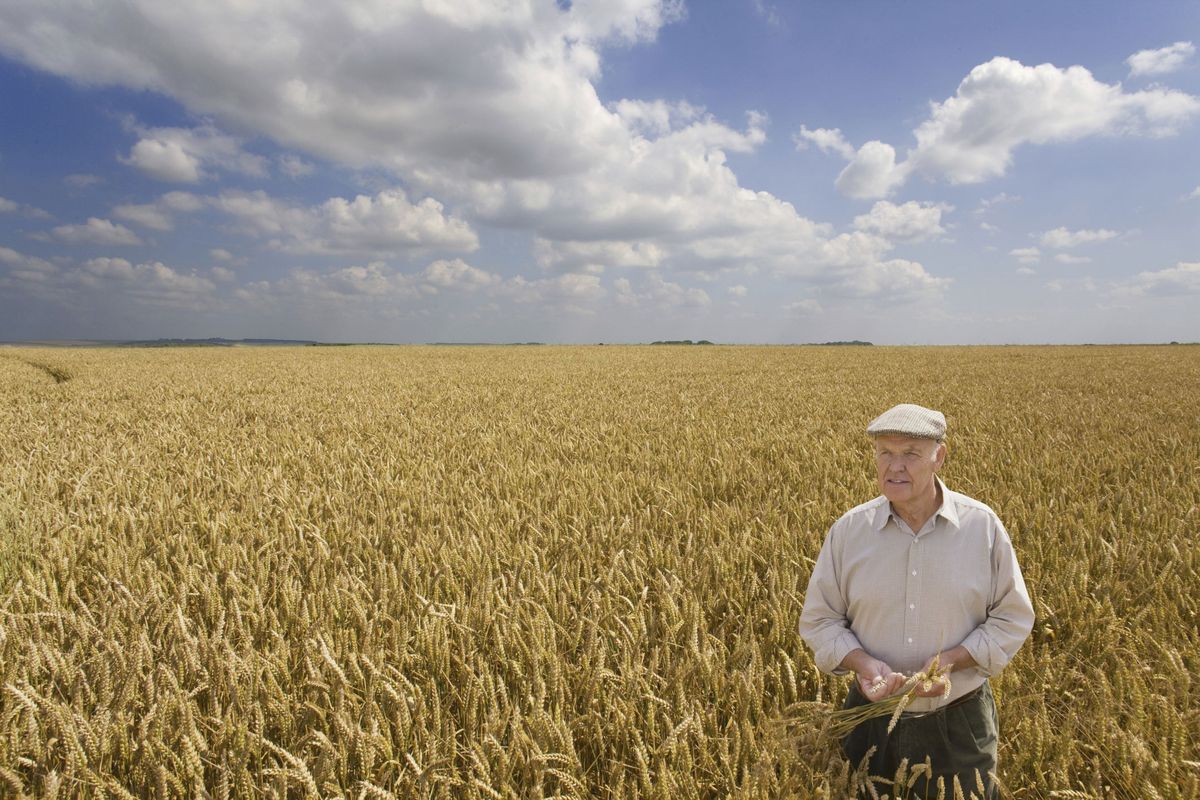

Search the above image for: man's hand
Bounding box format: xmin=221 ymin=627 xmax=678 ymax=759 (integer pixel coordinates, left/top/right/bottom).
xmin=912 ymin=646 xmax=977 ymax=698
xmin=839 ymin=649 xmax=906 ymax=702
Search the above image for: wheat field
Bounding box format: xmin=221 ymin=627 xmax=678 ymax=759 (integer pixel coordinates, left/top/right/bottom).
xmin=0 ymin=345 xmax=1197 ymax=799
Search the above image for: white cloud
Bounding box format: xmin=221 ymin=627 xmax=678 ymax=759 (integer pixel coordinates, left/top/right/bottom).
xmin=613 ymin=273 xmax=710 ymax=309
xmin=0 ymin=0 xmax=951 ymax=303
xmin=112 ymin=192 xmax=204 ymax=231
xmin=1054 ymin=253 xmax=1092 ymax=265
xmin=123 ymin=137 xmax=201 ymax=182
xmin=503 ymin=272 xmax=605 ymax=305
xmin=1016 ymin=266 xmax=1036 ymax=276
xmin=1127 ymin=41 xmax=1195 ymax=77
xmin=210 ymin=248 xmax=234 ymax=262
xmin=794 ymin=125 xmax=855 ymax=159
xmin=534 ymin=238 xmax=665 ymax=273
xmin=78 ymin=257 xmax=217 ymax=307
xmin=112 ymin=203 xmax=172 ymax=231
xmin=0 ymin=245 xmax=60 ymax=285
xmin=828 ymin=56 xmax=1199 ymax=198
xmin=422 ymin=258 xmax=499 ymax=290
xmin=853 ymin=200 xmax=952 ymax=242
xmin=1186 ymin=186 xmax=1200 ymax=200
xmin=1010 ymin=247 xmax=1041 ymax=264
xmin=236 ymin=258 xmax=509 ymax=310
xmin=121 ymin=123 xmax=268 ymax=183
xmin=976 ymin=192 xmax=1020 ymax=213
xmin=210 ymin=265 xmax=237 ymax=282
xmin=0 ymin=196 xmax=50 ymax=219
xmin=727 ymin=284 xmax=748 ymax=297
xmin=1039 ymin=227 xmax=1119 ymax=248
xmin=1113 ymin=261 xmax=1200 ymax=297
xmin=979 ymin=221 xmax=999 ymax=234
xmin=213 ymin=188 xmax=478 ymax=255
xmin=835 ymin=141 xmax=908 ymax=199
xmin=825 ymin=258 xmax=951 ymax=301
xmin=278 ymin=154 xmax=315 ymax=178
xmin=51 ymin=218 xmax=143 ymax=246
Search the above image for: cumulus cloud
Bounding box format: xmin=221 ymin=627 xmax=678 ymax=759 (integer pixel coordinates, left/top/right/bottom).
xmin=423 ymin=258 xmax=499 ymax=290
xmin=613 ymin=273 xmax=710 ymax=309
xmin=51 ymin=218 xmax=143 ymax=246
xmin=1127 ymin=41 xmax=1195 ymax=77
xmin=278 ymin=154 xmax=315 ymax=178
xmin=835 ymin=141 xmax=908 ymax=199
xmin=121 ymin=123 xmax=268 ymax=182
xmin=0 ymin=1 xmax=953 ymax=303
xmin=1054 ymin=253 xmax=1092 ymax=265
xmin=1039 ymin=227 xmax=1119 ymax=248
xmin=794 ymin=125 xmax=855 ymax=159
xmin=1113 ymin=261 xmax=1200 ymax=297
xmin=820 ymin=56 xmax=1199 ymax=198
xmin=0 ymin=196 xmax=50 ymax=219
xmin=825 ymin=258 xmax=951 ymax=301
xmin=79 ymin=257 xmax=218 ymax=307
xmin=112 ymin=192 xmax=206 ymax=233
xmin=501 ymin=272 xmax=605 ymax=308
xmin=1010 ymin=247 xmax=1040 ymax=265
xmin=110 ymin=192 xmax=206 ymax=232
xmin=909 ymin=58 xmax=1197 ymax=185
xmin=213 ymin=188 xmax=478 ymax=255
xmin=0 ymin=245 xmax=60 ymax=285
xmin=853 ymin=200 xmax=952 ymax=242
xmin=235 ymin=258 xmax=506 ymax=309
xmin=1187 ymin=186 xmax=1200 ymax=200
xmin=727 ymin=284 xmax=747 ymax=297
xmin=534 ymin=238 xmax=665 ymax=273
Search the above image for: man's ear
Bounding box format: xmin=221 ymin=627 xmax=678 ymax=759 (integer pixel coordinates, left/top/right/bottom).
xmin=934 ymin=442 xmax=947 ymax=469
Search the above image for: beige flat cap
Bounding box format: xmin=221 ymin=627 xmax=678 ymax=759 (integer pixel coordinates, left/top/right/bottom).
xmin=867 ymin=403 xmax=946 ymax=441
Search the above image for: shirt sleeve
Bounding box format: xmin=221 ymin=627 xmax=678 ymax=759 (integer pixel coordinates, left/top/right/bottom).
xmin=958 ymin=516 xmax=1035 ymax=676
xmin=799 ymin=520 xmax=864 ymax=675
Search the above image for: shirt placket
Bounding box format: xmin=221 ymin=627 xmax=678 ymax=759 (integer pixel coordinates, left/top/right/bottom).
xmin=903 ymin=530 xmax=924 ymax=650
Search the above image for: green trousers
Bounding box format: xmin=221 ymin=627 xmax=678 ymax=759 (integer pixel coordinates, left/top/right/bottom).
xmin=841 ymin=681 xmax=999 ymax=800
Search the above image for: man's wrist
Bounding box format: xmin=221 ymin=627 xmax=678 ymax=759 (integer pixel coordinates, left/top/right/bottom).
xmin=939 ymin=645 xmax=977 ymax=673
xmin=838 ymin=648 xmax=872 ymax=674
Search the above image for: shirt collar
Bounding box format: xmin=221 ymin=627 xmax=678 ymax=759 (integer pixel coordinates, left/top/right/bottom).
xmin=872 ymin=476 xmax=960 ymax=532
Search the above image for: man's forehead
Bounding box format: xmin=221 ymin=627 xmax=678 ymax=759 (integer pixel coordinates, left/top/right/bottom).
xmin=873 ymin=434 xmax=938 ymax=449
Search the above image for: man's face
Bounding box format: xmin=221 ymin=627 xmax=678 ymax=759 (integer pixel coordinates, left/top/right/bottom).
xmin=874 ymin=434 xmax=945 ymax=506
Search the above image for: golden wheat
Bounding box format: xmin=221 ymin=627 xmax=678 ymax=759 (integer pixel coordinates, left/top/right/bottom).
xmin=0 ymin=344 xmax=1197 ymax=798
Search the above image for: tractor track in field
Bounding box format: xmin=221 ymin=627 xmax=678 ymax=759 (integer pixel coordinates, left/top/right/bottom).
xmin=0 ymin=352 xmax=73 ymax=384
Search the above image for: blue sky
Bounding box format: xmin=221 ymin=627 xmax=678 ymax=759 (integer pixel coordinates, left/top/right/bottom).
xmin=1 ymin=0 xmax=1198 ymax=343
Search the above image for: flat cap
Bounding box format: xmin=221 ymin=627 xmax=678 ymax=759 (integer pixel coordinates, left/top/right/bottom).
xmin=867 ymin=403 xmax=946 ymax=441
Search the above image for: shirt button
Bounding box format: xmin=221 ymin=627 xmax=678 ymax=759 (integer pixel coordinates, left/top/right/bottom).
xmin=907 ymin=637 xmax=913 ymax=644
xmin=911 ymin=570 xmax=917 ymax=576
xmin=909 ymin=604 xmax=915 ymax=609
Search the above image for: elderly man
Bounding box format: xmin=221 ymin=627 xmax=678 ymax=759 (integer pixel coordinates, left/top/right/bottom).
xmin=799 ymin=404 xmax=1034 ymax=798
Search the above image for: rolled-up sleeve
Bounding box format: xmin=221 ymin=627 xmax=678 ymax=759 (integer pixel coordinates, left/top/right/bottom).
xmin=799 ymin=522 xmax=863 ymax=675
xmin=958 ymin=519 xmax=1035 ymax=676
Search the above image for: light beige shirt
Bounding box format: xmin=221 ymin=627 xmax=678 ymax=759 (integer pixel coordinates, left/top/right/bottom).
xmin=799 ymin=478 xmax=1035 ymax=713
